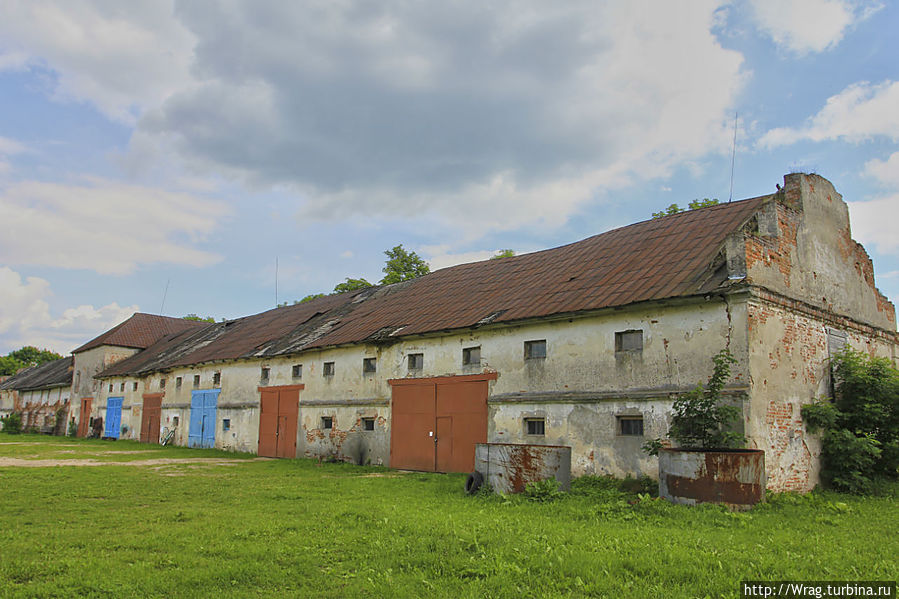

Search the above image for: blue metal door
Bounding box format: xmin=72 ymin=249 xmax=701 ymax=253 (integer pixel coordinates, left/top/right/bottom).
xmin=188 ymin=389 xmax=219 ymax=448
xmin=104 ymin=397 xmax=123 ymax=439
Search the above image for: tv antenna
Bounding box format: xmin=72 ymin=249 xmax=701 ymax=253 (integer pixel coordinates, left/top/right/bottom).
xmin=159 ymin=278 xmax=170 ymax=315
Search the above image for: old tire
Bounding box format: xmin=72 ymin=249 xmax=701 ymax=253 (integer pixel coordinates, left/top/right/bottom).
xmin=465 ymin=471 xmax=484 ymax=494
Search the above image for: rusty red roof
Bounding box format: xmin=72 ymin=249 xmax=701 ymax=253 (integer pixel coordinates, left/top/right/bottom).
xmin=73 ymin=313 xmax=211 ymax=354
xmin=98 ymin=195 xmax=769 ymax=377
xmin=0 ymin=356 xmax=73 ymax=391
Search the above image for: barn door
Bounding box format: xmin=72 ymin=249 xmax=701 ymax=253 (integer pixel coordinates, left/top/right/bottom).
xmin=389 ymin=374 xmax=493 ymax=473
xmin=189 ymin=389 xmax=219 ymax=448
xmin=258 ymin=386 xmax=301 ymax=458
xmin=78 ymin=398 xmax=92 ymax=438
xmin=140 ymin=395 xmax=162 ymax=444
xmin=104 ymin=397 xmax=123 ymax=439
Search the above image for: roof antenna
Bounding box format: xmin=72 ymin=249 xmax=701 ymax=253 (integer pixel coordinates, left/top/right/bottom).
xmin=159 ymin=278 xmax=170 ymax=315
xmin=275 ymin=256 xmax=279 ymax=307
xmin=728 ymin=112 xmax=738 ymax=203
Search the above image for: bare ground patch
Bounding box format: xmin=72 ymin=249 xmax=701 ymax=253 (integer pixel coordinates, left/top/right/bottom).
xmin=0 ymin=457 xmax=273 ymax=468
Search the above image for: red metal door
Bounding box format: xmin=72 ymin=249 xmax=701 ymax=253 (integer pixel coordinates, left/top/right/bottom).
xmin=258 ymin=389 xmax=279 ymax=458
xmin=390 ymin=382 xmax=436 ymax=471
xmin=77 ymin=398 xmax=92 ymax=438
xmin=258 ymin=386 xmax=301 ymax=458
xmin=276 ymin=388 xmax=299 ymax=458
xmin=140 ymin=395 xmax=162 ymax=444
xmin=436 ymin=380 xmax=487 ymax=473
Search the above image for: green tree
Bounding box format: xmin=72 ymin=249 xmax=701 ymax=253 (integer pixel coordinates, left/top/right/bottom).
xmin=491 ymin=249 xmax=516 ymax=259
xmin=802 ymin=348 xmax=899 ymax=493
xmin=652 ymin=198 xmax=719 ymax=219
xmin=182 ymin=314 xmax=215 ymax=323
xmin=7 ymin=346 xmax=62 ymax=369
xmin=298 ymin=294 xmax=326 ymax=304
xmin=333 ymin=278 xmax=373 ymax=294
xmin=380 ymin=245 xmax=430 ymax=285
xmin=0 ymin=355 xmax=25 ymax=376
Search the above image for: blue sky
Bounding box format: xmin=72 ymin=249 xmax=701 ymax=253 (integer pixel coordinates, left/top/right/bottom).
xmin=1 ymin=0 xmax=897 ymax=355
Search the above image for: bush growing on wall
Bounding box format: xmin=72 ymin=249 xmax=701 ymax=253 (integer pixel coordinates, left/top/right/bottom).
xmin=802 ymin=348 xmax=899 ymax=494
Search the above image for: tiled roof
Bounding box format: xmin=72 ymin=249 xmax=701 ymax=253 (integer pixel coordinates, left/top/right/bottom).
xmin=0 ymin=356 xmax=73 ymax=391
xmin=73 ymin=313 xmax=211 ymax=354
xmin=99 ymin=195 xmax=769 ymax=378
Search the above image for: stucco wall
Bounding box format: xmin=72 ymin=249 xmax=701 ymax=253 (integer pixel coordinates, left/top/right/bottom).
xmin=71 ymin=345 xmax=140 ymax=432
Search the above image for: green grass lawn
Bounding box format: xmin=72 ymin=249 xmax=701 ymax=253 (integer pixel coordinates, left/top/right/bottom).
xmin=1 ymin=435 xmax=896 ymax=598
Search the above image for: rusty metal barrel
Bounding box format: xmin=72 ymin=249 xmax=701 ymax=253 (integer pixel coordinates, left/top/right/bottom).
xmin=658 ymin=448 xmax=765 ymax=509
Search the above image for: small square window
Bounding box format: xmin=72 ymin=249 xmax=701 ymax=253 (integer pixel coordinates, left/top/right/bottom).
xmin=463 ymin=346 xmax=481 ymax=366
xmin=525 ymin=418 xmax=545 ymax=436
xmin=176 ymin=376 xmax=182 ymax=390
xmin=213 ymin=372 xmax=221 ymax=386
xmin=363 ymin=357 xmax=377 ymax=374
xmin=322 ymin=416 xmax=333 ymax=429
xmin=260 ymin=367 xmax=270 ymax=381
xmin=292 ymin=364 xmax=303 ymax=378
xmin=119 ymin=382 xmax=125 ymax=392
xmin=323 ymin=362 xmax=335 ymax=377
xmin=160 ymin=378 xmax=166 ymax=390
xmin=132 ymin=382 xmax=138 ymax=392
xmin=172 ymin=416 xmax=180 ymax=427
xmin=408 ymin=353 xmax=423 ymax=371
xmin=617 ymin=416 xmax=644 ymax=436
xmin=524 ymin=340 xmax=547 ymax=360
xmin=108 ymin=384 xmax=113 ymax=392
xmin=362 ymin=417 xmax=375 ymax=431
xmin=222 ymin=418 xmax=231 ymax=432
xmin=193 ymin=374 xmax=200 ymax=388
xmin=615 ymin=330 xmax=643 ymax=353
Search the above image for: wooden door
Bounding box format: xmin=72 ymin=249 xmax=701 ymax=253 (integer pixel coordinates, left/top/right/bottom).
xmin=189 ymin=390 xmax=219 ymax=448
xmin=390 ymin=382 xmax=437 ymax=471
xmin=140 ymin=395 xmax=162 ymax=444
xmin=104 ymin=397 xmax=123 ymax=439
xmin=77 ymin=398 xmax=92 ymax=438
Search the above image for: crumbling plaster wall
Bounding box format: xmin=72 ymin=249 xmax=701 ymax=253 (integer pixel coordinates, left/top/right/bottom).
xmin=19 ymin=386 xmax=70 ymax=432
xmin=71 ymin=345 xmax=140 ymax=433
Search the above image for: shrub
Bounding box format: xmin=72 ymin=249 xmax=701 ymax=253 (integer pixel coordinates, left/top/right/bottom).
xmin=643 ymin=349 xmax=745 ymax=455
xmin=802 ymin=348 xmax=899 ymax=494
xmin=0 ymin=411 xmax=23 ymax=434
xmin=523 ymin=478 xmax=563 ymax=502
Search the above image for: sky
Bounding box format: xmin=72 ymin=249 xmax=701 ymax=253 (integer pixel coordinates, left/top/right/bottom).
xmin=1 ymin=0 xmax=897 ymax=355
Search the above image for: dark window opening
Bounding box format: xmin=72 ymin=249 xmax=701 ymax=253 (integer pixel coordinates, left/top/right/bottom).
xmin=618 ymin=416 xmax=644 ymax=436
xmin=363 ymin=357 xmax=377 ymax=374
xmin=260 ymin=367 xmax=270 ymax=381
xmin=323 ymin=362 xmax=335 ymax=377
xmin=322 ymin=416 xmax=333 ymax=429
xmin=362 ymin=418 xmax=375 ymax=431
xmin=408 ymin=353 xmax=423 ymax=371
xmin=525 ymin=340 xmax=547 ymax=359
xmin=119 ymin=382 xmax=125 ymax=392
xmin=160 ymin=378 xmax=166 ymax=390
xmin=213 ymin=372 xmax=221 ymax=386
xmin=615 ymin=330 xmax=643 ymax=353
xmin=172 ymin=416 xmax=180 ymax=427
xmin=525 ymin=418 xmax=545 ymax=436
xmin=193 ymin=374 xmax=200 ymax=388
xmin=132 ymin=382 xmax=138 ymax=392
xmin=292 ymin=364 xmax=303 ymax=378
xmin=108 ymin=384 xmax=113 ymax=393
xmin=222 ymin=419 xmax=231 ymax=431
xmin=175 ymin=376 xmax=182 ymax=390
xmin=463 ymin=346 xmax=481 ymax=366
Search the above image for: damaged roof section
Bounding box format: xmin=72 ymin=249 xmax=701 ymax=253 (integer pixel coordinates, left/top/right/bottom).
xmin=0 ymin=357 xmax=73 ymax=391
xmin=99 ymin=196 xmax=769 ymax=378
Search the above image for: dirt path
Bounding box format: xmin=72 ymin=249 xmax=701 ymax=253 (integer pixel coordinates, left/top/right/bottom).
xmin=0 ymin=456 xmax=272 ymax=468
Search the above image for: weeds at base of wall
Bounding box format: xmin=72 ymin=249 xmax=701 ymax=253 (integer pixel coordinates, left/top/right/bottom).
xmin=0 ymin=411 xmax=23 ymax=434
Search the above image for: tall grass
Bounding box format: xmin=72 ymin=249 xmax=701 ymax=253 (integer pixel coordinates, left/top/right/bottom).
xmin=1 ymin=435 xmax=896 ymax=598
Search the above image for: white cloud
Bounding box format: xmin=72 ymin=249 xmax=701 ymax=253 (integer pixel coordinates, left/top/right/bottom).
xmin=0 ymin=177 xmax=229 ymax=275
xmin=0 ymin=266 xmax=138 ymax=354
xmin=747 ymin=0 xmax=877 ymax=55
xmin=0 ymin=136 xmax=27 ymax=156
xmin=847 ymin=196 xmax=899 ymax=254
xmin=864 ymin=152 xmax=899 ymax=188
xmin=0 ymin=0 xmax=196 ymax=123
xmin=759 ymin=80 xmax=899 ymax=148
